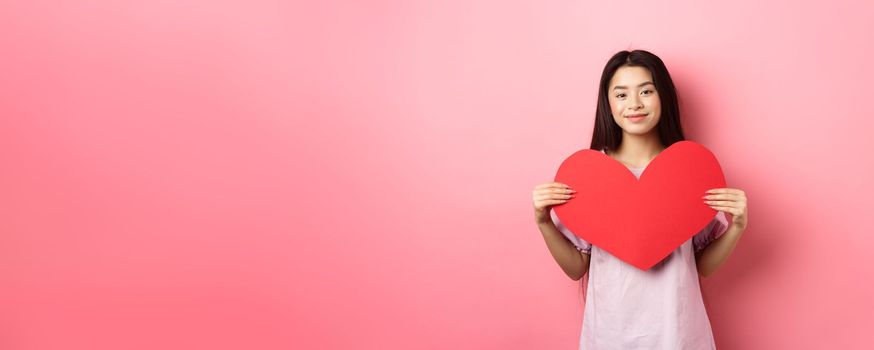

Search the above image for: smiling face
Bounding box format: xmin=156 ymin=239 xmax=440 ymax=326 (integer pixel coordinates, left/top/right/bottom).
xmin=608 ymin=66 xmax=662 ymax=137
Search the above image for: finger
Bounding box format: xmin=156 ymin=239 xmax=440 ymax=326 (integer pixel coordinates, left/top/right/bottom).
xmin=534 ymin=193 xmax=574 ymax=201
xmin=704 ymin=200 xmax=736 ymax=206
xmin=533 ymin=188 xmax=575 ymax=197
xmin=708 ymin=205 xmax=740 ymax=215
xmin=536 ymin=188 xmax=575 ymax=195
xmin=552 ymin=188 xmax=576 ymax=194
xmin=533 ymin=188 xmax=558 ymax=196
xmin=705 ymin=188 xmax=745 ymax=196
xmin=535 ymin=182 xmax=571 ymax=190
xmin=536 ymin=194 xmax=573 ymax=201
xmin=543 ymin=199 xmax=569 ymax=207
xmin=534 ymin=183 xmax=563 ymax=190
xmin=702 ymin=193 xmax=742 ymax=201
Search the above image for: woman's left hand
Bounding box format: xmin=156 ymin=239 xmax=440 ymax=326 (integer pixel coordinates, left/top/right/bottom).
xmin=703 ymin=188 xmax=748 ymax=230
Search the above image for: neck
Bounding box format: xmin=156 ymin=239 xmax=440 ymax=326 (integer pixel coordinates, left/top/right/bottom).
xmin=612 ymin=131 xmax=665 ymax=168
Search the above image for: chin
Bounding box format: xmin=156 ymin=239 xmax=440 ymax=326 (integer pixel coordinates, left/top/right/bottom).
xmin=621 ymin=125 xmax=657 ymax=135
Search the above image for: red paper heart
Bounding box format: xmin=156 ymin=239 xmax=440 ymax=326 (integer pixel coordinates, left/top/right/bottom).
xmin=553 ymin=141 xmax=726 ymax=270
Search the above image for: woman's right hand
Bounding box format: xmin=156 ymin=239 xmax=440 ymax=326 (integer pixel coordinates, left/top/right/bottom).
xmin=532 ymin=182 xmax=575 ymax=223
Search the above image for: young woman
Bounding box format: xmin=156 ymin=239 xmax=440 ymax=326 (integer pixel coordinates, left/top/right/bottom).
xmin=532 ymin=50 xmax=749 ymax=349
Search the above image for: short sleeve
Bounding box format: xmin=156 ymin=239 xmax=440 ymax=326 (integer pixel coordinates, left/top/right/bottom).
xmin=550 ymin=210 xmax=592 ymax=254
xmin=693 ymin=211 xmax=730 ymax=253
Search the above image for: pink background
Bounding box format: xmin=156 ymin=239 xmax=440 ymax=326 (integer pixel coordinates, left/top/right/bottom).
xmin=1 ymin=1 xmax=872 ymax=349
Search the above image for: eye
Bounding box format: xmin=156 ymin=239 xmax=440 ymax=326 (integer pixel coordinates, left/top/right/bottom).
xmin=642 ymin=89 xmax=654 ymax=95
xmin=616 ymin=93 xmax=626 ymax=98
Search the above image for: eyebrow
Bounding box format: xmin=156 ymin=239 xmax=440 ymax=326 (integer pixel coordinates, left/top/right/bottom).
xmin=612 ymin=81 xmax=655 ymax=90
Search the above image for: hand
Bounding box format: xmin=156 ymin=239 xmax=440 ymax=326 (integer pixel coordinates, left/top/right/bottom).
xmin=703 ymin=188 xmax=748 ymax=230
xmin=532 ymin=182 xmax=575 ymax=223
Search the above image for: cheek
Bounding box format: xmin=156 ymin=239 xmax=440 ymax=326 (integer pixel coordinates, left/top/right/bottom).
xmin=649 ymin=96 xmax=661 ymax=109
xmin=611 ymin=104 xmax=623 ymax=119
xmin=610 ymin=100 xmax=623 ymax=114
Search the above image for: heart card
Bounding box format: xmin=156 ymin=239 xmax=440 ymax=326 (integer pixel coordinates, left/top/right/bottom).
xmin=553 ymin=141 xmax=726 ymax=270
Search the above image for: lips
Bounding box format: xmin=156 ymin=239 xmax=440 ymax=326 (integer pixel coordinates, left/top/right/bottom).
xmin=626 ymin=113 xmax=647 ymax=118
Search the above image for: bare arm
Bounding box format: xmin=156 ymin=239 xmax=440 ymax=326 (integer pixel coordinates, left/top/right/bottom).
xmin=698 ymin=187 xmax=749 ymax=277
xmin=695 ymin=224 xmax=744 ymax=277
xmin=537 ymin=216 xmax=590 ymax=280
xmin=532 ymin=182 xmax=589 ymax=280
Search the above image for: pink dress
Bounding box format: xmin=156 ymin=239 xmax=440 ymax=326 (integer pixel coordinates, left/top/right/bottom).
xmin=550 ymin=159 xmax=730 ymax=350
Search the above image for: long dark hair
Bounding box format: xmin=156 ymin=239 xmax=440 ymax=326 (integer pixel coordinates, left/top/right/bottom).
xmin=590 ymin=50 xmax=685 ymax=152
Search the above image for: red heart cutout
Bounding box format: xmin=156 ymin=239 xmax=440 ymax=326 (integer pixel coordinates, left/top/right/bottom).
xmin=553 ymin=141 xmax=726 ymax=270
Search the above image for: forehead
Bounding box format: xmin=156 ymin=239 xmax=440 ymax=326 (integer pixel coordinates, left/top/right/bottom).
xmin=609 ymin=66 xmax=653 ymax=88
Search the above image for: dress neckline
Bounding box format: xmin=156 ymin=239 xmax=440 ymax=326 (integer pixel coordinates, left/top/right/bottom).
xmin=601 ymin=149 xmax=647 ymax=170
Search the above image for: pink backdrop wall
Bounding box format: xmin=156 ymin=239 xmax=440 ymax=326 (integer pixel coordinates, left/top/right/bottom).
xmin=2 ymin=1 xmax=872 ymax=349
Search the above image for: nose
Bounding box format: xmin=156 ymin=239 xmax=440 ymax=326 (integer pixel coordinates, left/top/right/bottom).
xmin=628 ymin=96 xmax=643 ymax=110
